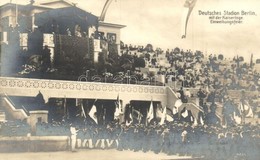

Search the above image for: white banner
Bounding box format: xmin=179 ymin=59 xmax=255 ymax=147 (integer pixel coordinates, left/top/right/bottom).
xmin=94 ymin=39 xmax=101 ymax=52
xmin=19 ymin=33 xmax=28 ymax=47
xmin=43 ymin=34 xmax=54 ymax=47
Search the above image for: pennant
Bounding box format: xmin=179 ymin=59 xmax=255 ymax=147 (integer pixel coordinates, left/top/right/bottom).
xmin=165 ymin=108 xmax=174 ymax=122
xmin=159 ymin=106 xmax=167 ymax=125
xmin=181 ymin=0 xmax=198 ymax=38
xmin=175 ymin=99 xmax=183 ymax=108
xmin=190 ymin=115 xmax=194 ymax=122
xmin=114 ymin=94 xmax=121 ymax=120
xmin=89 ymin=100 xmax=98 ymax=124
xmin=200 ymin=116 xmax=204 ymax=125
xmin=132 ymin=108 xmax=143 ymax=124
xmin=193 ymin=117 xmax=198 ymax=126
xmin=103 ymin=106 xmax=106 ymax=124
xmin=181 ymin=109 xmax=188 ymax=118
xmin=233 ymin=112 xmax=241 ymax=124
xmin=147 ymin=100 xmax=154 ymax=123
xmin=81 ymin=103 xmax=86 ymax=118
xmin=172 ymin=106 xmax=178 ymax=115
xmin=166 ymin=115 xmax=174 ymax=122
xmin=126 ymin=112 xmax=133 ymax=126
xmin=100 ymin=0 xmax=113 ymax=21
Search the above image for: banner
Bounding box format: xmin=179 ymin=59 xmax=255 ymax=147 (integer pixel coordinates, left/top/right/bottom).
xmin=19 ymin=33 xmax=28 ymax=47
xmin=94 ymin=39 xmax=101 ymax=52
xmin=1 ymin=32 xmax=8 ymax=44
xmin=43 ymin=34 xmax=55 ymax=47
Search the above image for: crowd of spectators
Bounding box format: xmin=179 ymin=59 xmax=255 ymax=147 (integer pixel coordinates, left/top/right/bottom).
xmin=121 ymin=44 xmax=260 ymax=92
xmin=119 ymin=43 xmax=260 ymax=122
xmin=1 ymin=34 xmax=260 ymax=158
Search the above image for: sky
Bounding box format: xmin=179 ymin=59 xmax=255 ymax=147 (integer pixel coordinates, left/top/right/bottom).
xmin=1 ymin=0 xmax=260 ymax=62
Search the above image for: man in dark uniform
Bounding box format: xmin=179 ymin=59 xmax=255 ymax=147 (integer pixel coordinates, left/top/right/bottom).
xmin=177 ymin=87 xmax=186 ymax=103
xmin=197 ymin=88 xmax=206 ymax=107
xmin=42 ymin=45 xmax=51 ymax=71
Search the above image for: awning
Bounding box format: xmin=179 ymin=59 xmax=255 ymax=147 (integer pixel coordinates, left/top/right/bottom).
xmin=34 ymin=7 xmax=98 ymax=33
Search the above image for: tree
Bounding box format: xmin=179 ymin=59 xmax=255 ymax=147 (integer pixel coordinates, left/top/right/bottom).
xmin=119 ymin=54 xmax=134 ymax=71
xmin=173 ymin=47 xmax=180 ymax=54
xmin=239 ymin=56 xmax=244 ymax=62
xmin=144 ymin=44 xmax=153 ymax=52
xmin=218 ymin=54 xmax=224 ymax=60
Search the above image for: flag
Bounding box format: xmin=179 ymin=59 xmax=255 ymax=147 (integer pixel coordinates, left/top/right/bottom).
xmin=114 ymin=94 xmax=121 ymax=120
xmin=181 ymin=0 xmax=197 ymax=38
xmin=77 ymin=99 xmax=86 ymax=118
xmin=193 ymin=117 xmax=198 ymax=126
xmin=200 ymin=116 xmax=204 ymax=125
xmin=89 ymin=100 xmax=98 ymax=124
xmin=172 ymin=106 xmax=178 ymax=115
xmin=175 ymin=99 xmax=183 ymax=108
xmin=126 ymin=112 xmax=133 ymax=126
xmin=132 ymin=108 xmax=143 ymax=124
xmin=81 ymin=103 xmax=86 ymax=118
xmin=178 ymin=103 xmax=202 ymax=122
xmin=233 ymin=111 xmax=241 ymax=124
xmin=166 ymin=108 xmax=174 ymax=122
xmin=156 ymin=106 xmax=163 ymax=118
xmin=159 ymin=106 xmax=167 ymax=125
xmin=166 ymin=114 xmax=174 ymax=122
xmin=181 ymin=109 xmax=188 ymax=118
xmin=147 ymin=100 xmax=154 ymax=123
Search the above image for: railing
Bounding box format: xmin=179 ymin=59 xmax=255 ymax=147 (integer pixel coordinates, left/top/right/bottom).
xmin=2 ymin=93 xmax=29 ymax=119
xmin=167 ymin=86 xmax=203 ymax=110
xmin=165 ymin=86 xmax=205 ymax=122
xmin=0 ymin=77 xmax=166 ymax=95
xmin=22 ymin=105 xmax=29 ymax=115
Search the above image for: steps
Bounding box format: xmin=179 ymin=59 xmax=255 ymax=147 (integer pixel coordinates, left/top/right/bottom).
xmin=0 ymin=95 xmax=29 ymax=121
xmin=0 ymin=111 xmax=6 ymax=122
xmin=0 ymin=96 xmax=7 ymax=122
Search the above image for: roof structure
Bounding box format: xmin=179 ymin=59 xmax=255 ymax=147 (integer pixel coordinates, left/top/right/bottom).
xmin=34 ymin=6 xmax=99 ymax=31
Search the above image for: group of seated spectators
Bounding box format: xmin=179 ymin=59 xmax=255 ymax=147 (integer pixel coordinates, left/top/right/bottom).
xmin=120 ymin=43 xmax=260 ymax=117
xmin=1 ymin=38 xmax=260 ymax=158
xmin=121 ymin=43 xmax=260 ymax=91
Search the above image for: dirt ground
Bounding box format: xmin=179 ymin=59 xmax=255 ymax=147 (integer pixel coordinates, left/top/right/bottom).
xmin=0 ymin=149 xmax=197 ymax=160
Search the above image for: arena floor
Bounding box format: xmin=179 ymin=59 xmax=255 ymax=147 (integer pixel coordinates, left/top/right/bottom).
xmin=0 ymin=149 xmax=199 ymax=160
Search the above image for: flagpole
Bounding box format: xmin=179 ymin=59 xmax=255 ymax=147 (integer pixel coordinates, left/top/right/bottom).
xmin=81 ymin=103 xmax=86 ymax=119
xmin=103 ymin=105 xmax=106 ymax=125
xmin=64 ymin=96 xmax=67 ymax=119
xmin=15 ymin=1 xmax=18 ymax=25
